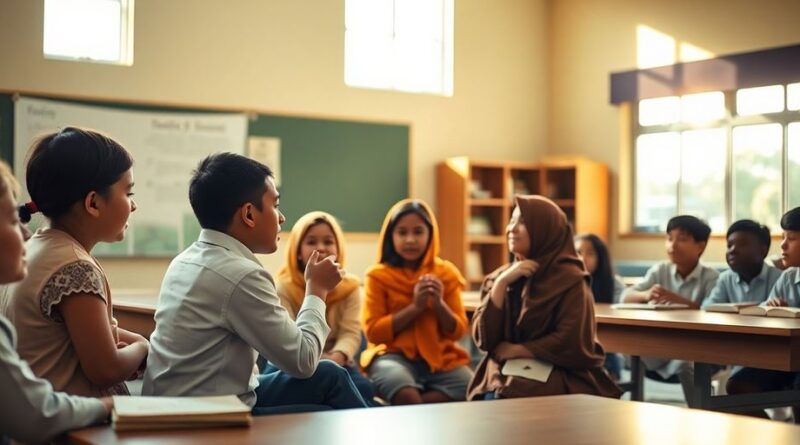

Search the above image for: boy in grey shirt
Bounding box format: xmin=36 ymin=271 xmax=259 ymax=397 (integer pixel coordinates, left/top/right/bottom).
xmin=143 ymin=153 xmax=367 ymax=414
xmin=621 ymin=215 xmax=719 ymax=407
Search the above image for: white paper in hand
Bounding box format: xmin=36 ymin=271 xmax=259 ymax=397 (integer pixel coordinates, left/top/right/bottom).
xmin=501 ymin=358 xmax=553 ymax=383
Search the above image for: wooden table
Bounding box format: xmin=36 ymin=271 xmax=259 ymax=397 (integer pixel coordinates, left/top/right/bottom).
xmin=594 ymin=303 xmax=800 ymax=412
xmin=66 ymin=394 xmax=800 ymax=445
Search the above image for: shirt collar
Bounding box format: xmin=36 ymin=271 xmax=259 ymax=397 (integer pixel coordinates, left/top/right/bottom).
xmin=670 ymin=262 xmax=703 ymax=283
xmin=733 ymin=262 xmax=770 ymax=285
xmin=197 ymin=229 xmax=260 ymax=266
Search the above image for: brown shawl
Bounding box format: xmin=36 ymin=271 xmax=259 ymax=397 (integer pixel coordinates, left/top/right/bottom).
xmin=467 ymin=195 xmax=621 ymax=400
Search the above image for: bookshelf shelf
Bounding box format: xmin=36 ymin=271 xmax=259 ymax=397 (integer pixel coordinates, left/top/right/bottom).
xmin=437 ymin=156 xmax=608 ymax=290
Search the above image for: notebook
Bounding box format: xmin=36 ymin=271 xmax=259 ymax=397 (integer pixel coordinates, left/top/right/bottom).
xmin=501 ymin=358 xmax=553 ymax=383
xmin=112 ymin=395 xmax=252 ymax=431
xmin=703 ymin=302 xmax=760 ymax=313
xmin=610 ymin=302 xmax=690 ymax=310
xmin=739 ymin=305 xmax=800 ymax=318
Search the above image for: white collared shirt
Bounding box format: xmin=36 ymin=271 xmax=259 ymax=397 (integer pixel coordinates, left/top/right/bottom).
xmin=623 ymin=260 xmax=720 ymax=304
xmin=142 ymin=229 xmax=329 ymax=407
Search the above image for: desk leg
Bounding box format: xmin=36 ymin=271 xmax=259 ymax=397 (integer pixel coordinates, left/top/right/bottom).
xmin=630 ymin=356 xmax=644 ymax=401
xmin=690 ymin=362 xmax=713 ymax=409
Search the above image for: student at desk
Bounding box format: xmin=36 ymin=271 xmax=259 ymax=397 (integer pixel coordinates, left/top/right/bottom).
xmin=726 ymin=208 xmax=800 ymax=420
xmin=702 ymin=220 xmax=781 ymax=308
xmin=620 ymin=215 xmax=719 ymax=407
xmin=468 ymin=195 xmax=620 ymax=400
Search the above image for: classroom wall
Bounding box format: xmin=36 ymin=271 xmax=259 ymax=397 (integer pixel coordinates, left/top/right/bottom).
xmin=0 ymin=0 xmax=550 ymax=289
xmin=548 ymin=0 xmax=800 ymax=263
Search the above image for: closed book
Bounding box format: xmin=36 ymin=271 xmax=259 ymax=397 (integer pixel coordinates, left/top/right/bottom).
xmin=703 ymin=302 xmax=760 ymax=313
xmin=112 ymin=395 xmax=252 ymax=431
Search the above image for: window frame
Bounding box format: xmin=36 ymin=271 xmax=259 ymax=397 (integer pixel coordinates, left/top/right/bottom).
xmin=631 ymin=85 xmax=800 ymax=235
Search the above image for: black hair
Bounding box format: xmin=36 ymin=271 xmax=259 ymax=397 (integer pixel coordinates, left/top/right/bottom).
xmin=25 ymin=127 xmax=133 ymax=222
xmin=189 ymin=152 xmax=272 ymax=232
xmin=666 ymin=215 xmax=711 ymax=242
xmin=781 ymin=207 xmax=800 ymax=232
xmin=575 ymin=233 xmax=616 ymax=304
xmin=380 ymin=201 xmax=433 ymax=269
xmin=727 ymin=219 xmax=771 ymax=249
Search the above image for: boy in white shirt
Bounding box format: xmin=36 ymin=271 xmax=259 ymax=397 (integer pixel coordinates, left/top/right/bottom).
xmin=143 ymin=153 xmax=368 ymax=414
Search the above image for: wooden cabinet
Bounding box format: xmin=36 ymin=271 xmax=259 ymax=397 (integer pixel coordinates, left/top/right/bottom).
xmin=436 ymin=156 xmax=608 ymax=289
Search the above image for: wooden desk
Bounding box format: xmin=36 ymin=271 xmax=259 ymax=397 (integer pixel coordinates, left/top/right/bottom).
xmin=594 ymin=303 xmax=800 ymax=412
xmin=66 ymin=394 xmax=800 ymax=445
xmin=113 ymin=290 xmax=158 ymax=339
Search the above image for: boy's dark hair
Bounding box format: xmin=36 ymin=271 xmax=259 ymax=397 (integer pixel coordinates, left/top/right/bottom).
xmin=666 ymin=215 xmax=711 ymax=242
xmin=189 ymin=153 xmax=272 ymax=232
xmin=25 ymin=127 xmax=133 ymax=221
xmin=780 ymin=207 xmax=800 ymax=232
xmin=574 ymin=233 xmax=616 ymax=304
xmin=380 ymin=201 xmax=433 ymax=268
xmin=727 ymin=219 xmax=771 ymax=249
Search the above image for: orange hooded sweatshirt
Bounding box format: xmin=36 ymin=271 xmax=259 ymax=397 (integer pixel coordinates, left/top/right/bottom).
xmin=360 ymin=199 xmax=470 ymax=372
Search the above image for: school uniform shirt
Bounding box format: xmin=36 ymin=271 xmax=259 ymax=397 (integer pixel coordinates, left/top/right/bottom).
xmin=142 ymin=229 xmax=329 ymax=408
xmin=0 ymin=315 xmax=107 ymax=445
xmin=702 ymin=263 xmax=782 ymax=307
xmin=4 ymin=229 xmax=128 ymax=397
xmin=612 ymin=275 xmax=626 ymax=304
xmin=767 ymin=267 xmax=800 ymax=307
xmin=622 ymin=261 xmax=719 ymax=305
xmin=622 ymin=261 xmax=719 ymax=378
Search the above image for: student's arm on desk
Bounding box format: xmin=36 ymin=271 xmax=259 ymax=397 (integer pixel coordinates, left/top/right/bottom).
xmin=621 ymin=265 xmax=660 ymax=303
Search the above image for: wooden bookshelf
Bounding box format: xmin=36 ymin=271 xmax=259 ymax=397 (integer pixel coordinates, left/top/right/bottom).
xmin=436 ymin=156 xmax=608 ymax=290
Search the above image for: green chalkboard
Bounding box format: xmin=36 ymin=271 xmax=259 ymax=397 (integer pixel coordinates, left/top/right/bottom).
xmin=0 ymin=92 xmax=409 ymax=233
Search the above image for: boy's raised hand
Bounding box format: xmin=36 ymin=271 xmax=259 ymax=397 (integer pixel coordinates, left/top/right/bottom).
xmin=304 ymin=250 xmax=345 ymax=301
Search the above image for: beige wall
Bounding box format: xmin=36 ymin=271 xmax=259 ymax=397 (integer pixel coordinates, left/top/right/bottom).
xmin=0 ymin=0 xmax=550 ymax=289
xmin=549 ymin=0 xmax=800 ymax=263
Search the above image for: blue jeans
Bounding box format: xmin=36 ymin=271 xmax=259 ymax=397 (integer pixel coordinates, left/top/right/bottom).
xmin=344 ymin=365 xmax=376 ymax=402
xmin=253 ymin=360 xmax=369 ymax=415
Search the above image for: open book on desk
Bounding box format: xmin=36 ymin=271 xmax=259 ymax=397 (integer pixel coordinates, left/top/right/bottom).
xmin=703 ymin=302 xmax=760 ymax=313
xmin=610 ymin=302 xmax=690 ymax=310
xmin=739 ymin=305 xmax=800 ymax=318
xmin=112 ymin=395 xmax=252 ymax=431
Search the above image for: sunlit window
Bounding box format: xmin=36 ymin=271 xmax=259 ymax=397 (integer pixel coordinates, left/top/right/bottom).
xmin=43 ymin=0 xmax=134 ymax=65
xmin=345 ymin=0 xmax=453 ymax=96
xmin=633 ymin=84 xmax=800 ymax=234
xmin=788 ymin=83 xmax=800 ymax=111
xmin=639 ymin=96 xmax=680 ymax=126
xmin=681 ymin=92 xmax=725 ymax=124
xmin=736 ymin=85 xmax=784 ymax=116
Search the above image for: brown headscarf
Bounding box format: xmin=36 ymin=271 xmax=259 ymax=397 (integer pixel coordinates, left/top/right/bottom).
xmin=467 ymin=195 xmax=621 ymax=400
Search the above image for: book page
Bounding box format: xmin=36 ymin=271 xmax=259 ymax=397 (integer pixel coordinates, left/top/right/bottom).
xmin=113 ymin=395 xmax=250 ymax=417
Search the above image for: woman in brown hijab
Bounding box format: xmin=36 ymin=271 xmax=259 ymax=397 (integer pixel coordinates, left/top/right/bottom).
xmin=467 ymin=195 xmax=621 ymax=400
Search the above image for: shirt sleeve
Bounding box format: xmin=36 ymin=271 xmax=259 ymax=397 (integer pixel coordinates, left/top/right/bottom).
xmin=622 ymin=263 xmax=660 ymax=299
xmin=612 ymin=276 xmax=626 ymax=304
xmin=224 ymin=269 xmax=329 ymax=379
xmin=699 ymin=270 xmax=721 ymax=305
xmin=362 ymin=273 xmax=395 ymax=345
xmin=702 ymin=273 xmax=729 ymax=307
xmin=0 ymin=322 xmax=107 ymax=443
xmin=40 ymin=261 xmax=107 ymax=322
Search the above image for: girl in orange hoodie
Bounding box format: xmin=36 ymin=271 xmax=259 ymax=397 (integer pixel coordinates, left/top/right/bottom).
xmin=361 ymin=199 xmax=472 ymax=405
xmin=275 ymin=211 xmax=374 ymax=401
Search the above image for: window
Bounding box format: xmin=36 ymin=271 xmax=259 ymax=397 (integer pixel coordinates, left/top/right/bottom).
xmin=43 ymin=0 xmax=134 ymax=65
xmin=633 ymin=84 xmax=800 ymax=234
xmin=344 ymin=0 xmax=454 ymax=96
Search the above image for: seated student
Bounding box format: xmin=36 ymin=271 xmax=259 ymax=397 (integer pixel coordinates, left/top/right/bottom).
xmin=275 ymin=211 xmax=375 ymax=401
xmin=702 ymin=219 xmax=781 ymax=308
xmin=726 ymin=208 xmax=800 ymax=420
xmin=142 ymin=153 xmax=368 ymax=414
xmin=0 ymin=161 xmax=111 ymax=444
xmin=574 ymin=233 xmax=625 ymax=380
xmin=4 ymin=128 xmax=149 ymax=397
xmin=361 ymin=199 xmax=473 ymax=405
xmin=621 ymin=215 xmax=719 ymax=407
xmin=468 ymin=196 xmax=621 ymax=400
